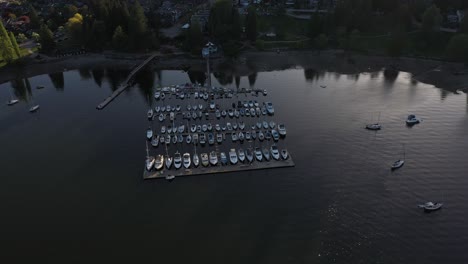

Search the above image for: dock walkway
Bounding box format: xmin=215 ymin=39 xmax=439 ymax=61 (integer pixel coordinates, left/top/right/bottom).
xmin=96 ymin=54 xmax=158 ymax=110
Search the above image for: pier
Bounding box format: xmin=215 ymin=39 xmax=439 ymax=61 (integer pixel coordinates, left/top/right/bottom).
xmin=96 ymin=54 xmax=158 ymax=110
xmin=143 ymin=158 xmax=295 ymax=179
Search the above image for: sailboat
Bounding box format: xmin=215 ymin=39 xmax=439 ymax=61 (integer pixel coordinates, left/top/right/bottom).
xmin=391 ymin=144 xmax=405 ymax=170
xmin=366 ymin=112 xmax=382 ymax=130
xmin=145 ymin=141 xmax=155 ymax=171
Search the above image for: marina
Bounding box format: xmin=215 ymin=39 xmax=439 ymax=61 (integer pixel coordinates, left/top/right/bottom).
xmin=143 ymin=84 xmax=295 ymax=179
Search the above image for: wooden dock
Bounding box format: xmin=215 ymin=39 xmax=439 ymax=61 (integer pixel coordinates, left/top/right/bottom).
xmin=96 ymin=54 xmax=158 ymax=110
xmin=143 ymin=157 xmax=295 ymax=180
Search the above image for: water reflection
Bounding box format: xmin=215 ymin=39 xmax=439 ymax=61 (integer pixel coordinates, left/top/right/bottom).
xmin=78 ymin=68 xmax=92 ymax=80
xmin=235 ymin=76 xmax=240 ymax=89
xmin=105 ymin=68 xmax=129 ymax=91
xmin=213 ymin=72 xmax=234 ymax=86
xmin=11 ymin=78 xmax=32 ymax=101
xmin=49 ymin=72 xmax=64 ymax=91
xmin=248 ymin=73 xmax=257 ymax=87
xmin=135 ymin=69 xmax=155 ymax=104
xmin=383 ymin=67 xmax=399 ymax=84
xmin=304 ymin=68 xmax=320 ymax=82
xmin=187 ymin=70 xmax=206 ymax=86
xmin=92 ymin=68 xmax=104 ymax=87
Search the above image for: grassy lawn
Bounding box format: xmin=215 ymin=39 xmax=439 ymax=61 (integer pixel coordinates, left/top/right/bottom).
xmin=257 ymin=15 xmax=309 ymax=41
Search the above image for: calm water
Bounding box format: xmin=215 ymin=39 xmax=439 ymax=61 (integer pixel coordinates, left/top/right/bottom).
xmin=1 ymin=67 xmax=468 ymax=263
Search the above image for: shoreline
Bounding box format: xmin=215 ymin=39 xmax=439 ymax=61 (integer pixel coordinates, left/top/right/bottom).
xmin=1 ymin=50 xmax=467 ymax=92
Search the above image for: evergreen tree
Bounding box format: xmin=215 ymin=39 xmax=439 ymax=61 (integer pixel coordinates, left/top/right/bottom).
xmin=422 ymin=5 xmax=442 ymax=34
xmin=188 ymin=21 xmax=203 ymax=55
xmin=39 ymin=24 xmax=55 ymax=52
xmin=246 ymin=6 xmax=257 ymax=42
xmin=112 ymin=25 xmax=128 ymax=50
xmin=9 ymin=32 xmax=21 ymax=58
xmin=445 ymin=34 xmax=468 ymax=62
xmin=128 ymin=1 xmax=148 ymax=50
xmin=29 ymin=5 xmax=41 ymax=29
xmin=0 ymin=20 xmax=15 ymax=63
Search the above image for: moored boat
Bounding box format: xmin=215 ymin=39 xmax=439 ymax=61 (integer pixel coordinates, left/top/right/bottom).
xmin=146 ymin=127 xmax=153 ymax=140
xmin=246 ymin=148 xmax=254 ymax=163
xmin=406 ymin=114 xmax=420 ymax=125
xmin=7 ymin=99 xmax=19 ymax=106
xmin=201 ymin=153 xmax=209 ymax=167
xmin=165 ymin=155 xmax=173 ymax=169
xmin=270 ymin=145 xmax=280 ymax=160
xmin=220 ymin=152 xmax=228 ymax=165
xmin=193 ymin=153 xmax=200 ymax=167
xmin=418 ymin=202 xmax=443 ymax=212
xmin=238 ymin=148 xmax=245 ymax=162
xmin=271 ymin=130 xmax=279 ymax=141
xmin=278 ymin=124 xmax=287 ymax=136
xmin=281 ymin=149 xmax=289 ymax=160
xmin=147 ymin=108 xmax=154 ymax=119
xmin=183 ymin=153 xmax=191 ymax=168
xmin=155 ymin=155 xmax=164 ymax=170
xmin=254 ymin=147 xmax=263 ymax=161
xmin=229 ymin=148 xmax=238 ymax=164
xmin=29 ymin=105 xmax=40 ymax=112
xmin=209 ymin=151 xmax=218 ymax=166
xmin=263 ymin=148 xmax=271 ymax=161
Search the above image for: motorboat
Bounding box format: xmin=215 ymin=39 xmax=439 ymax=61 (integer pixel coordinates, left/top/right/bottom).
xmin=154 ymin=91 xmax=161 ymax=99
xmin=221 ymin=110 xmax=227 ymax=117
xmin=245 ymin=131 xmax=251 ymax=140
xmin=170 ymin=112 xmax=175 ymax=121
xmin=155 ymin=155 xmax=164 ymax=170
xmin=216 ymin=133 xmax=223 ymax=143
xmin=191 ymin=124 xmax=197 ymax=133
xmin=161 ymin=106 xmax=166 ymax=112
xmin=262 ymin=121 xmax=269 ymax=129
xmin=187 ymin=104 xmax=192 ymax=111
xmin=271 ymin=129 xmax=280 ymax=141
xmin=172 ymin=135 xmax=177 ymax=144
xmin=229 ymin=149 xmax=238 ymax=164
xmin=161 ymin=126 xmax=166 ymax=134
xmin=183 ymin=153 xmax=191 ymax=168
xmin=193 ymin=153 xmax=200 ymax=167
xmin=195 ymin=92 xmax=199 ymax=99
xmin=161 ymin=93 xmax=165 ymax=100
xmin=202 ymin=124 xmax=208 ymax=132
xmin=245 ymin=108 xmax=250 ymax=116
xmin=29 ymin=105 xmax=40 ymax=112
xmin=254 ymin=100 xmax=259 ymax=107
xmin=220 ymin=152 xmax=228 ymax=165
xmin=228 ymin=109 xmax=234 ymax=117
xmin=222 ymin=125 xmax=226 ymax=131
xmin=238 ymin=132 xmax=244 ymax=141
xmin=179 ymin=93 xmax=185 ymax=99
xmin=234 ymin=110 xmax=240 ymax=118
xmin=246 ymin=148 xmax=254 ymax=163
xmin=215 ymin=110 xmax=221 ymax=119
xmin=178 ymin=134 xmax=184 ymax=143
xmin=208 ymin=133 xmax=215 ymax=145
xmin=281 ymin=149 xmax=289 ymax=160
xmin=263 ymin=89 xmax=267 ymax=96
xmin=278 ymin=124 xmax=287 ymax=136
xmin=406 ymin=114 xmax=420 ymax=125
xmin=265 ymin=131 xmax=272 ymax=140
xmin=192 ymin=133 xmax=198 ymax=144
xmin=146 ymin=155 xmax=155 ymax=171
xmin=171 ymin=106 xmax=176 ymax=112
xmin=263 ymin=148 xmax=271 ymax=161
xmin=209 ymin=101 xmax=215 ymax=110
xmin=215 ymin=124 xmax=221 ymax=131
xmin=197 ymin=125 xmax=202 ymax=133
xmin=192 ymin=112 xmax=197 ymax=120
xmin=167 ymin=126 xmax=173 ymax=134
xmin=155 ymin=106 xmax=161 ymax=113
xmin=147 ymin=109 xmax=154 ymax=119
xmin=165 ymin=175 xmax=175 ymax=181
xmin=207 ymin=123 xmax=213 ymax=131
xmin=146 ymin=127 xmax=153 ymax=140
xmin=178 ymin=125 xmax=185 ymax=133
xmin=269 ymin=121 xmax=276 ymax=129
xmin=209 ymin=151 xmax=218 ymax=166
xmin=165 ymin=155 xmax=173 ymax=169
xmin=201 ymin=153 xmax=209 ymax=167
xmin=159 ymin=135 xmax=165 ymax=144
xmin=200 ymin=133 xmax=206 ymax=145
xmin=258 ymin=131 xmax=265 ymax=141
xmin=251 ymin=130 xmax=256 ymax=140
xmin=232 ymin=122 xmax=238 ymax=130
xmin=204 ymin=112 xmax=209 ymax=120
xmin=391 ymin=159 xmax=405 ymax=170
xmin=265 ymin=102 xmax=274 ymax=115
xmin=254 ymin=148 xmax=263 ymax=161
xmin=158 ymin=113 xmax=165 ymax=122
xmin=165 ymin=135 xmax=171 ymax=145
xmin=270 ymin=145 xmax=280 ymax=160
xmin=238 ymin=149 xmax=245 ymax=162
xmin=176 ymin=105 xmax=181 ymax=111
xmin=366 ymin=123 xmax=382 ymax=130
xmin=243 ymin=101 xmax=249 ymax=108
xmin=262 ymin=108 xmax=267 ymax=115
xmin=166 ymin=105 xmax=171 ymax=112
xmin=240 ymin=108 xmax=245 ymax=116
xmin=226 ymin=122 xmax=232 ymax=131
xmin=186 ymin=134 xmax=192 ymax=144
xmin=199 ymin=104 xmax=203 ymax=110
xmin=250 ymin=108 xmax=255 ymax=116
xmin=418 ymin=202 xmax=443 ymax=212
xmin=256 ymin=107 xmax=261 ymax=116
xmin=248 ymin=100 xmax=254 ymax=107
xmin=231 ymin=132 xmax=238 ymax=142
xmin=151 ymin=135 xmax=159 ymax=147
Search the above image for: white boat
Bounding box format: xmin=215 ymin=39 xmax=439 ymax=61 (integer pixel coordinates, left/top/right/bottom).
xmin=215 ymin=110 xmax=221 ymax=118
xmin=161 ymin=126 xmax=166 ymax=134
xmin=192 ymin=133 xmax=198 ymax=144
xmin=155 ymin=106 xmax=160 ymax=112
xmin=176 ymin=105 xmax=181 ymax=111
xmin=170 ymin=112 xmax=175 ymax=121
xmin=158 ymin=113 xmax=165 ymax=122
xmin=186 ymin=134 xmax=192 ymax=144
xmin=226 ymin=122 xmax=232 ymax=131
xmin=281 ymin=149 xmax=289 ymax=160
xmin=234 ymin=110 xmax=240 ymax=118
xmin=263 ymin=89 xmax=267 ymax=96
xmin=251 ymin=131 xmax=256 ymax=140
xmin=154 ymin=91 xmax=161 ymax=99
xmin=215 ymin=124 xmax=221 ymax=131
xmin=221 ymin=110 xmax=227 ymax=117
xmin=220 ymin=152 xmax=228 ymax=165
xmin=238 ymin=149 xmax=245 ymax=162
xmin=246 ymin=148 xmax=254 ymax=163
xmin=165 ymin=155 xmax=173 ymax=169
xmin=165 ymin=135 xmax=171 ymax=145
xmin=278 ymin=124 xmax=287 ymax=136
xmin=245 ymin=108 xmax=250 ymax=116
xmin=391 ymin=144 xmax=405 ymax=170
xmin=178 ymin=93 xmax=184 ymax=99
xmin=161 ymin=105 xmax=166 ymax=112
xmin=265 ymin=131 xmax=272 ymax=140
xmin=147 ymin=109 xmax=154 ymax=119
xmin=202 ymin=124 xmax=208 ymax=132
xmin=178 ymin=125 xmax=185 ymax=133
xmin=208 ymin=133 xmax=215 ymax=145
xmin=193 ymin=153 xmax=200 ymax=167
xmin=269 ymin=121 xmax=276 ymax=129
xmin=239 ymin=121 xmax=245 ymax=130
xmin=146 ymin=127 xmax=153 ymax=140
xmin=418 ymin=202 xmax=443 ymax=212
xmin=29 ymin=105 xmax=40 ymax=112
xmin=172 ymin=135 xmax=177 ymax=144
xmin=151 ymin=135 xmax=159 ymax=147
xmin=231 ymin=132 xmax=238 ymax=142
xmin=216 ymin=133 xmax=223 ymax=143
xmin=155 ymin=154 xmax=164 ymax=170
xmin=177 ymin=134 xmax=183 ymax=143
xmin=199 ymin=104 xmax=203 ymax=110
xmin=270 ymin=145 xmax=280 ymax=160
xmin=232 ymin=122 xmax=238 ymax=130
xmin=174 ymin=152 xmax=182 ymax=169
xmin=254 ymin=148 xmax=263 ymax=161
xmin=245 ymin=131 xmax=251 ymax=140
xmin=145 ymin=142 xmax=155 ymax=171
xmin=200 ymin=133 xmax=206 ymax=145
xmin=263 ymin=148 xmax=270 ymax=161
xmin=366 ymin=123 xmax=382 ymax=130
xmin=228 ymin=109 xmax=234 ymax=117
xmin=192 ymin=112 xmax=197 ymax=120
xmin=271 ymin=130 xmax=279 ymax=141
xmin=265 ymin=102 xmax=274 ymax=115
xmin=207 ymin=123 xmax=213 ymax=131
xmin=190 ymin=124 xmax=197 ymax=133
xmin=7 ymin=99 xmax=19 ymax=106
xmin=262 ymin=121 xmax=269 ymax=129
xmin=161 ymin=93 xmax=165 ymax=100
xmin=201 ymin=153 xmax=209 ymax=167
xmin=262 ymin=108 xmax=267 ymax=115
xmin=256 ymin=108 xmax=261 ymax=116
xmin=183 ymin=153 xmax=191 ymax=169
xmin=165 ymin=175 xmax=175 ymax=181
xmin=209 ymin=151 xmax=218 ymax=166
xmin=406 ymin=114 xmax=420 ymax=125
xmin=209 ymin=101 xmax=215 ymax=110
xmin=258 ymin=131 xmax=265 ymax=141
xmin=254 ymin=100 xmax=259 ymax=107
xmin=167 ymin=126 xmax=173 ymax=134
xmin=187 ymin=104 xmax=192 ymax=111
xmin=229 ymin=148 xmax=238 ymax=164
xmin=238 ymin=131 xmax=244 ymax=141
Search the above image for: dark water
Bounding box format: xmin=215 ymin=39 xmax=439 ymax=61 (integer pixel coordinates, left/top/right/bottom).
xmin=1 ymin=67 xmax=468 ymax=263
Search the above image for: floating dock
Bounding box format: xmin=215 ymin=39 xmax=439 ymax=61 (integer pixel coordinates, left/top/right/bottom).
xmin=143 ymin=157 xmax=295 ymax=179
